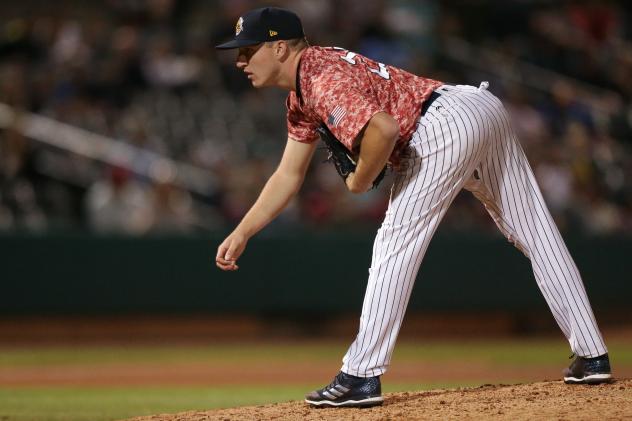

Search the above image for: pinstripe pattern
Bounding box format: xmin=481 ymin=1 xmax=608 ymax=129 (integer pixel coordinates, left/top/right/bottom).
xmin=341 ymin=84 xmax=607 ymax=378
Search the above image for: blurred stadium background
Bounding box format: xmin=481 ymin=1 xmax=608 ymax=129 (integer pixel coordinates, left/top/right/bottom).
xmin=1 ymin=0 xmax=631 ymax=346
xmin=1 ymin=0 xmax=631 ymax=236
xmin=0 ymin=0 xmax=631 ymax=419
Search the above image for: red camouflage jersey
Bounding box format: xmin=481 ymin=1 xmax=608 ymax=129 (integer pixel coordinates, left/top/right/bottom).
xmin=286 ymin=46 xmax=443 ymax=166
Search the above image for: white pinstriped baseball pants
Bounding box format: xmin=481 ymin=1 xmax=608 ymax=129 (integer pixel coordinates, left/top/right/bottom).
xmin=341 ymin=83 xmax=608 ymax=378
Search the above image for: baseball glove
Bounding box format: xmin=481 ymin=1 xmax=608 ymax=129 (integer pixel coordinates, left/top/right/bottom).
xmin=316 ymin=124 xmax=386 ymax=189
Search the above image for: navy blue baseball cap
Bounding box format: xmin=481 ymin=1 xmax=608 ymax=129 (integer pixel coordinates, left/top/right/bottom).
xmin=215 ymin=7 xmax=304 ymax=49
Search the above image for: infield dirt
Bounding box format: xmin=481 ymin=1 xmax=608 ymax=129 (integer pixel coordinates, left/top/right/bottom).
xmin=128 ymin=378 xmax=631 ymax=421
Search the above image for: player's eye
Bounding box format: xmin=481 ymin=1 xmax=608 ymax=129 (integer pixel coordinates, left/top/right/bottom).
xmin=237 ymin=48 xmax=251 ymax=61
xmin=243 ymin=44 xmax=262 ymax=58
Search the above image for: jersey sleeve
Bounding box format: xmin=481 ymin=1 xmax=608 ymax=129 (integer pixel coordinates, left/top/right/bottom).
xmin=311 ymin=79 xmax=384 ymax=151
xmin=286 ymin=94 xmax=319 ymax=143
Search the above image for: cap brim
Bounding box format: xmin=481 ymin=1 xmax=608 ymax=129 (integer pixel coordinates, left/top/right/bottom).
xmin=215 ymin=39 xmax=261 ymax=49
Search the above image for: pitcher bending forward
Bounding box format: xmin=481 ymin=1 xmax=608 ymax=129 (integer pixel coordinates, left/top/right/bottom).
xmin=215 ymin=7 xmax=612 ymax=408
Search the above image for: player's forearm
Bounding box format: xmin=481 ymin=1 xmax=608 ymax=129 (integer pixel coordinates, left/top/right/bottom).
xmin=351 ymin=112 xmax=399 ymax=192
xmin=233 ymin=170 xmax=303 ymax=238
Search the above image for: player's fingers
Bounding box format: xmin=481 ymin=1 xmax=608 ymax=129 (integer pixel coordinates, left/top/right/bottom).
xmin=217 ymin=242 xmax=238 ymax=263
xmin=216 ymin=256 xmax=237 ymax=265
xmin=215 ymin=256 xmax=228 ymax=264
xmin=216 ymin=241 xmax=238 ymax=271
xmin=217 ymin=263 xmax=235 ymax=271
xmin=216 ymin=258 xmax=238 ymax=271
xmin=217 ymin=263 xmax=237 ymax=271
xmin=216 ymin=241 xmax=229 ymax=260
xmin=216 ymin=232 xmax=246 ymax=270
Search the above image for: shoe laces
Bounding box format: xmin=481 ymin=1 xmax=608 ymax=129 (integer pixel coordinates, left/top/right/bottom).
xmin=324 ymin=372 xmax=344 ymax=391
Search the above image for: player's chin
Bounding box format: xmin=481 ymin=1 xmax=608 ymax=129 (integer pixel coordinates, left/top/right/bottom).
xmin=249 ymin=76 xmax=272 ymax=89
xmin=250 ymin=78 xmax=264 ymax=88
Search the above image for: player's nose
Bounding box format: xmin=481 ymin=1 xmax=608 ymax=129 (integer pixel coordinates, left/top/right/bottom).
xmin=235 ymin=54 xmax=247 ymax=69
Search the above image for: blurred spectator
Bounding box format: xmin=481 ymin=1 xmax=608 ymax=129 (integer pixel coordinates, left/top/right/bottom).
xmin=0 ymin=128 xmax=47 ymax=232
xmin=503 ymin=85 xmax=548 ymax=146
xmin=84 ymin=166 xmax=152 ymax=234
xmin=145 ymin=181 xmax=196 ymax=234
xmin=142 ymin=34 xmax=201 ymax=88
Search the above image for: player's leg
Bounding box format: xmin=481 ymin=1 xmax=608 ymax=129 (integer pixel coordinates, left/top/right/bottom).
xmin=340 ymin=87 xmax=491 ymax=378
xmin=460 ymin=89 xmax=609 ymax=363
xmin=307 ymin=91 xmax=493 ymax=408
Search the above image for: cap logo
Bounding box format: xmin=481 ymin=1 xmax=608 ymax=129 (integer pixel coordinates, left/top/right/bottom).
xmin=269 ymin=30 xmax=278 ymax=37
xmin=235 ymin=17 xmax=243 ymax=36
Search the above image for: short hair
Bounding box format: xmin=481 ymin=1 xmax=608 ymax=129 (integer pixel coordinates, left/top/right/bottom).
xmin=266 ymin=37 xmax=308 ymax=50
xmin=286 ymin=37 xmax=308 ymax=49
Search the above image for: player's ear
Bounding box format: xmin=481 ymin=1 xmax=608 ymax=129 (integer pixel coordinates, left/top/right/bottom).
xmin=274 ymin=40 xmax=289 ymax=60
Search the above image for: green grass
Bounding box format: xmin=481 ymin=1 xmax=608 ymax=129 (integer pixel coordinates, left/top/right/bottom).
xmin=394 ymin=339 xmax=632 ymax=365
xmin=2 ymin=339 xmax=630 ymax=367
xmin=0 ymin=382 xmax=481 ymax=421
xmin=0 ymin=338 xmax=630 ymax=421
xmin=0 ymin=386 xmax=306 ymax=421
xmin=0 ymin=343 xmax=345 ymax=367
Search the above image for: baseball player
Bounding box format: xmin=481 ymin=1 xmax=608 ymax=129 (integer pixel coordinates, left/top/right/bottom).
xmin=215 ymin=7 xmax=612 ymax=407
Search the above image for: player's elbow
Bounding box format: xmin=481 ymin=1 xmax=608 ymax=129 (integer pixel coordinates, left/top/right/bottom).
xmin=270 ymin=169 xmax=304 ymax=194
xmin=347 ymin=183 xmax=366 ymax=194
xmin=369 ymin=112 xmax=400 ymax=144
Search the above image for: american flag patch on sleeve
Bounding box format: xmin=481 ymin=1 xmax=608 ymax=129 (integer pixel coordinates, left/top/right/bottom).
xmin=327 ymin=105 xmax=347 ymax=127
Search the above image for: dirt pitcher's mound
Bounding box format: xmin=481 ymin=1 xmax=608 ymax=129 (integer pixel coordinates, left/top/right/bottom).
xmin=128 ymin=379 xmax=631 ymax=421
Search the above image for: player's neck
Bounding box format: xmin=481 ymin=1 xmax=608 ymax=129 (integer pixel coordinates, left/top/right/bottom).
xmin=276 ymin=47 xmax=307 ymax=92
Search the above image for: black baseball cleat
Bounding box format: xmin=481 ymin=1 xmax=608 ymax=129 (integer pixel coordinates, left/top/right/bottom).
xmin=563 ymin=353 xmax=612 ymax=384
xmin=305 ymin=371 xmax=383 ymax=407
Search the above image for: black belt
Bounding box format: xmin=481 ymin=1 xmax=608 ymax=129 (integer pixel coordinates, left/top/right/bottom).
xmin=420 ymin=90 xmax=442 ymax=117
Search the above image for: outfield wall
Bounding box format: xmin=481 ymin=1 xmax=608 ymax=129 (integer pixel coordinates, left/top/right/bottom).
xmin=0 ymin=232 xmax=628 ymax=315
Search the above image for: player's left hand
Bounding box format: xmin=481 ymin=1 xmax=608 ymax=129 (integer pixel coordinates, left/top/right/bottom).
xmin=346 ymin=172 xmax=371 ymax=193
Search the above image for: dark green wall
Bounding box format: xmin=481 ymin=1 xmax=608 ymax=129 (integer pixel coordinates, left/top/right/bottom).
xmin=0 ymin=232 xmax=628 ymax=315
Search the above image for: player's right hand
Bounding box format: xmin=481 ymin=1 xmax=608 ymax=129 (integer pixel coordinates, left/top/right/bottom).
xmin=216 ymin=231 xmax=248 ymax=271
